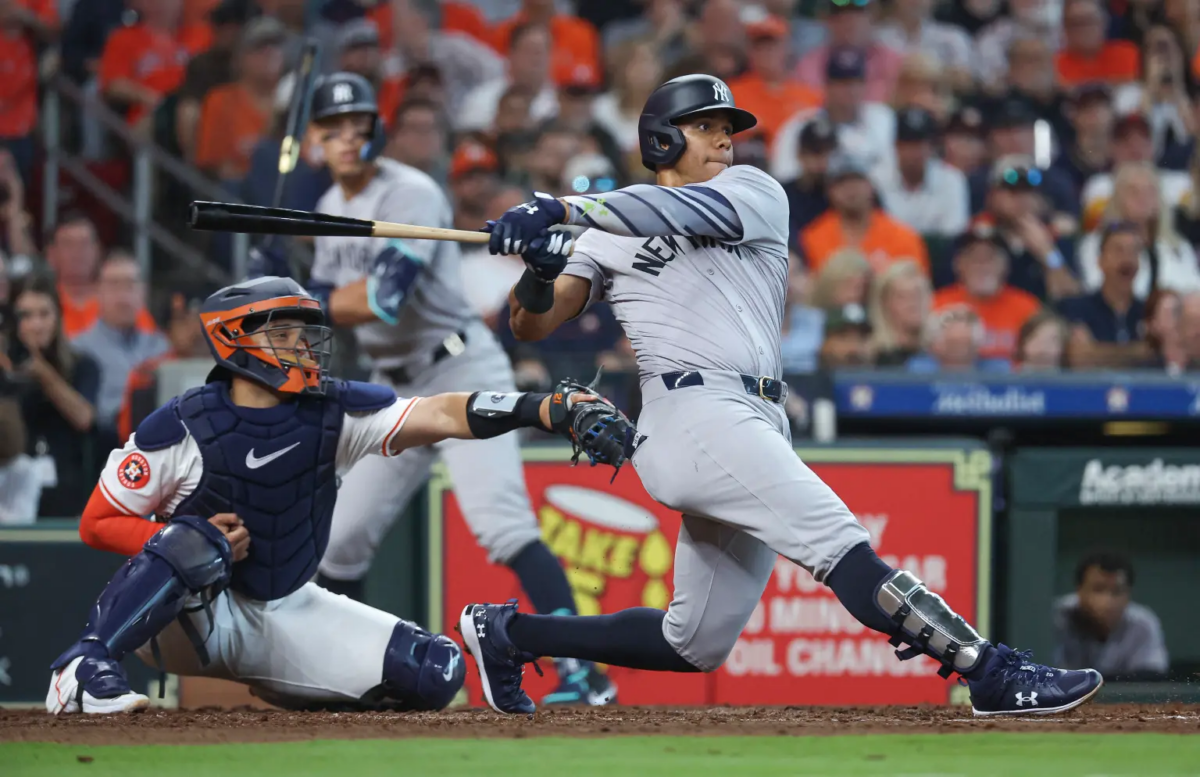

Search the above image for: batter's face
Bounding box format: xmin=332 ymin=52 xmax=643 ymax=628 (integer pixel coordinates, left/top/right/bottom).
xmin=670 ymin=111 xmax=735 ymax=184
xmin=314 ymin=113 xmax=374 ymax=179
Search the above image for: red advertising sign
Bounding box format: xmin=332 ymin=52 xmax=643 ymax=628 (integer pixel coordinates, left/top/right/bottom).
xmin=430 ymin=447 xmax=991 ymax=708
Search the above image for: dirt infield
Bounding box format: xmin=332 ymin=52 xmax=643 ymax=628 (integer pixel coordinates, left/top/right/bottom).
xmin=2 ymin=704 xmax=1198 ymax=744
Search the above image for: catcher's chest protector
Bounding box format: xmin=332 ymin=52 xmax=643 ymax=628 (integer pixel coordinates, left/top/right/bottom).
xmin=172 ymin=382 xmax=344 ymax=601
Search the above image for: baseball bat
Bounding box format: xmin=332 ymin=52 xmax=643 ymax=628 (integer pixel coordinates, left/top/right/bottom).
xmin=190 ymin=201 xmax=492 ymax=244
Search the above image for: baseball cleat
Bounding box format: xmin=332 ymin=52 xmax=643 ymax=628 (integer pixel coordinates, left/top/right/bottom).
xmin=542 ymin=660 xmax=618 ymax=706
xmin=967 ymin=644 xmax=1103 ymax=716
xmin=46 ymin=656 xmax=150 ymax=715
xmin=457 ymin=600 xmax=538 ymax=714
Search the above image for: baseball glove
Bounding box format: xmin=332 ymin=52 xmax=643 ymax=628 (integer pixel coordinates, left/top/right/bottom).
xmin=547 ymin=372 xmax=637 ymax=481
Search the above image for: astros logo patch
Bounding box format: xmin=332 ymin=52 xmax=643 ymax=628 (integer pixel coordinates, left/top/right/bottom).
xmin=118 ymin=453 xmax=151 ymax=490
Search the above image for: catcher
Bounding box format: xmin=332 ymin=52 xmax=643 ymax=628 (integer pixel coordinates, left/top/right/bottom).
xmin=46 ymin=277 xmax=633 ymax=714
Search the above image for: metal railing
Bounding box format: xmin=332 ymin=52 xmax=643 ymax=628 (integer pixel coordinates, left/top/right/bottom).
xmin=40 ymin=74 xmax=249 ymax=285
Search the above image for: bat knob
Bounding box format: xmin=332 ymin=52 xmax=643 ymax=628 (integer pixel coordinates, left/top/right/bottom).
xmin=187 ymin=202 xmax=200 ymax=228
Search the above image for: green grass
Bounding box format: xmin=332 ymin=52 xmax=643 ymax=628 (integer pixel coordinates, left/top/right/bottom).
xmin=4 ymin=735 xmax=1196 ymax=777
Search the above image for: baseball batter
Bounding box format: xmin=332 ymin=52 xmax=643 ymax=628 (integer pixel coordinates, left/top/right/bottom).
xmin=45 ymin=277 xmax=628 ymax=714
xmin=459 ymin=75 xmax=1105 ymax=717
xmin=297 ymin=73 xmax=615 ymax=705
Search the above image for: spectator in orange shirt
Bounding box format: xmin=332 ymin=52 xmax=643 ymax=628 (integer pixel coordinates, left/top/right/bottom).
xmin=193 ymin=17 xmax=285 ymax=182
xmin=1056 ymin=0 xmax=1141 ymax=88
xmin=491 ymin=0 xmax=601 ymax=88
xmin=0 ymin=0 xmax=59 ymax=184
xmin=728 ymin=14 xmax=822 ymax=149
xmin=800 ymin=153 xmax=930 ymax=276
xmin=933 ymin=218 xmax=1043 ymax=361
xmin=47 ymin=213 xmax=157 ymax=339
xmin=116 ymin=287 xmax=213 ymax=444
xmin=98 ymin=0 xmax=212 ymax=129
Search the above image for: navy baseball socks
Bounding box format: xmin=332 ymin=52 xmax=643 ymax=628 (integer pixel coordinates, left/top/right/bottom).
xmin=465 ymin=541 xmax=1100 ymax=715
xmin=507 ymin=541 xmax=618 ymax=706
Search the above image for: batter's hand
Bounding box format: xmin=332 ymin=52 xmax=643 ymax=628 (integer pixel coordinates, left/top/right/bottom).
xmin=521 ymin=230 xmax=573 ymax=282
xmin=483 ymin=192 xmax=566 ymax=255
xmin=209 ymin=513 xmax=250 ymax=562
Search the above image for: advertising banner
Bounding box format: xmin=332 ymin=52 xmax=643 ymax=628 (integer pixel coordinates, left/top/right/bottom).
xmin=430 ymin=445 xmax=992 ymax=707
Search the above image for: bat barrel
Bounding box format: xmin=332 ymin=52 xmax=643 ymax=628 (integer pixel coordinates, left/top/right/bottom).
xmin=188 ymin=201 xmax=375 ymax=238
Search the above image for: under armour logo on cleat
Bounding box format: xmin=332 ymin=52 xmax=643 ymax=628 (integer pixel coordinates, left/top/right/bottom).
xmin=1014 ymin=692 xmax=1038 ymax=707
xmin=476 ymin=624 xmax=486 ymax=638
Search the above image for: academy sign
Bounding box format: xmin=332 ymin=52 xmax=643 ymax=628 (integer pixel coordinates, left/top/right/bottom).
xmin=1079 ymin=458 xmax=1200 ymax=505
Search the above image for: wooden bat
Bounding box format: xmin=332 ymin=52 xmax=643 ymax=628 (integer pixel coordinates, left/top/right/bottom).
xmin=190 ymin=201 xmax=492 ymax=244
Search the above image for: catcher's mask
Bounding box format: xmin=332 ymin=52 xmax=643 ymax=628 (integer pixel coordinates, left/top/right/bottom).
xmin=200 ymin=277 xmax=333 ymax=396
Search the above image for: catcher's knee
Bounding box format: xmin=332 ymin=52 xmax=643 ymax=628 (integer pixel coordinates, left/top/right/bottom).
xmin=379 ymin=621 xmax=465 ymax=710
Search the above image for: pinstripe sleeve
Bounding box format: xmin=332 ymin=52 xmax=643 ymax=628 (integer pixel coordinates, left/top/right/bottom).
xmin=560 ymin=165 xmax=788 ymax=248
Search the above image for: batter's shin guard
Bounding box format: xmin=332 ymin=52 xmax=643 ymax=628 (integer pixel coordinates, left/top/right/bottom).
xmin=50 ymin=516 xmax=233 ymax=673
xmin=874 ymin=570 xmax=992 ymax=679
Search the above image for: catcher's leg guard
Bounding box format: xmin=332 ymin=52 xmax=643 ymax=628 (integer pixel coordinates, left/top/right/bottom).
xmin=365 ymin=620 xmax=465 ymax=711
xmin=50 ymin=516 xmax=232 ymax=673
xmin=875 ymin=569 xmax=991 ymax=678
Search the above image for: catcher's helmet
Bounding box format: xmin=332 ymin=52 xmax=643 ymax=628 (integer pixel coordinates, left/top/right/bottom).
xmin=310 ymin=72 xmax=386 ymax=161
xmin=200 ymin=277 xmax=333 ymax=396
xmin=638 ymin=74 xmax=758 ymax=172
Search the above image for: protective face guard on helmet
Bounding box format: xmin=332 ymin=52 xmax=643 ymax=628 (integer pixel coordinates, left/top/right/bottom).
xmin=202 ymin=296 xmax=333 ymax=396
xmin=638 ymin=74 xmax=759 ymax=171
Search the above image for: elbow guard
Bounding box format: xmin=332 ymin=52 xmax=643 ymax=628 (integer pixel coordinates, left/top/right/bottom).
xmin=368 ymin=241 xmax=425 ymax=325
xmin=464 ymin=391 xmax=549 ymax=439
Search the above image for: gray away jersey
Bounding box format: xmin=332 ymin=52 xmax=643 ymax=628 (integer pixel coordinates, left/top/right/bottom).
xmin=562 ymin=165 xmax=791 ymax=383
xmin=312 ymin=158 xmax=474 ymax=368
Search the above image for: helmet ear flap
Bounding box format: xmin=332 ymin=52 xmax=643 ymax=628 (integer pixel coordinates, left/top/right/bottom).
xmin=361 ymin=114 xmax=386 ymax=161
xmin=639 ymin=122 xmax=686 ymax=171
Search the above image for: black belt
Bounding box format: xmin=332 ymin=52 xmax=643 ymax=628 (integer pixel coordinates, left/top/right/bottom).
xmin=382 ymin=331 xmax=467 ymax=385
xmin=660 ymin=371 xmax=787 ymax=403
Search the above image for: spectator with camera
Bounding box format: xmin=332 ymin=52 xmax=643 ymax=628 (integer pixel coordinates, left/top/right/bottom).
xmin=2 ymin=274 xmax=99 ymax=518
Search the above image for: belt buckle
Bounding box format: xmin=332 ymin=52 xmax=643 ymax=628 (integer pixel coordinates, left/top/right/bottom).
xmin=442 ymin=333 xmax=466 ymax=357
xmin=757 ymin=376 xmax=770 ymax=401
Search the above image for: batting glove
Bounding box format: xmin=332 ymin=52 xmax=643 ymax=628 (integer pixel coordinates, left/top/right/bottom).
xmin=483 ymin=192 xmax=566 ymax=255
xmin=521 ymin=230 xmax=574 ymax=282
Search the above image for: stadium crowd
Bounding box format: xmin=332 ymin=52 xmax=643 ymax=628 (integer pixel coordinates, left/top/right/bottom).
xmin=2 ymin=0 xmax=1200 ymax=522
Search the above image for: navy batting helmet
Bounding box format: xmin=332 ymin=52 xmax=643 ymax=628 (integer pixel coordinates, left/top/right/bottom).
xmin=638 ymin=74 xmax=758 ymax=172
xmin=200 ymin=277 xmax=333 ymax=396
xmin=310 ymin=72 xmax=386 ymax=161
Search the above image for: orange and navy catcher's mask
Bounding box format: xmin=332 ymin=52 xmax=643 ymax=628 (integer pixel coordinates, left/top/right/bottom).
xmin=200 ymin=277 xmax=333 ymax=396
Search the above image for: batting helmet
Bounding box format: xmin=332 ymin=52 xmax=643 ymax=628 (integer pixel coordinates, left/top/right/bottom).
xmin=310 ymin=72 xmax=386 ymax=161
xmin=638 ymin=74 xmax=758 ymax=171
xmin=200 ymin=277 xmax=333 ymax=396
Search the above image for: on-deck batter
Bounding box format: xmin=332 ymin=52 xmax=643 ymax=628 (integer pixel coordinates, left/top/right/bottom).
xmin=298 ymin=72 xmax=614 ymax=705
xmin=458 ymin=74 xmax=1105 ymax=718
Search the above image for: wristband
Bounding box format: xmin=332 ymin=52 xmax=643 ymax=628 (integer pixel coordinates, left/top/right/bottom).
xmin=514 ymin=269 xmax=555 ymax=313
xmin=465 ymin=391 xmax=551 ymax=439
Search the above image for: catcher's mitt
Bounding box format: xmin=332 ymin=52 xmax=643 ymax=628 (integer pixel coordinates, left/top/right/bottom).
xmin=547 ymin=372 xmax=637 ymax=480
